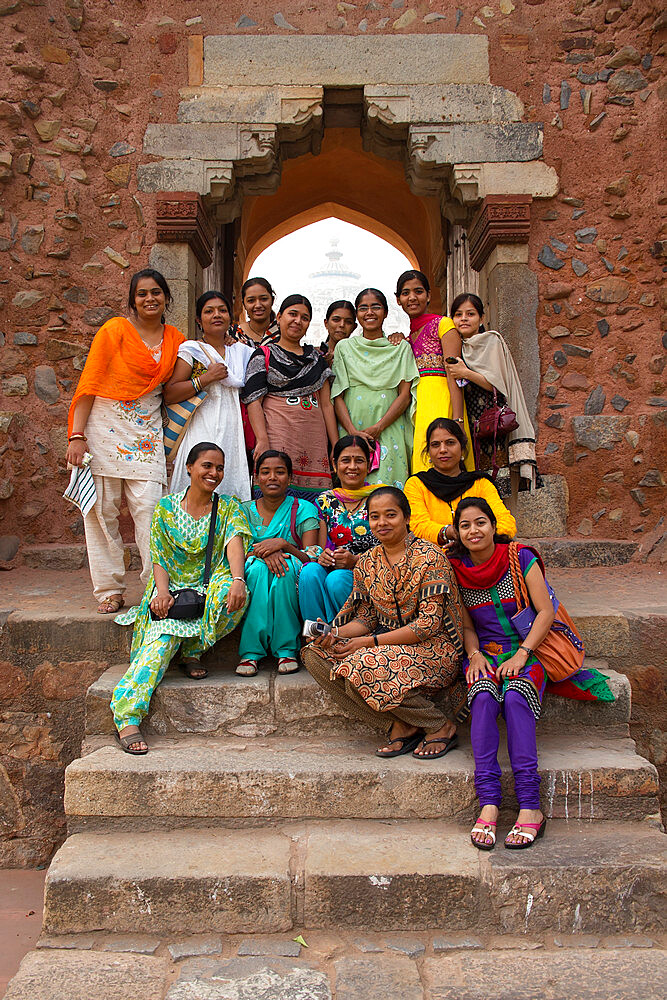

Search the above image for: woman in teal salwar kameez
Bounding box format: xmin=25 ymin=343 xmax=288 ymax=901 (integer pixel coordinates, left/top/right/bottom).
xmin=237 ymin=450 xmax=320 ymax=676
xmin=112 ymin=442 xmax=251 ymax=753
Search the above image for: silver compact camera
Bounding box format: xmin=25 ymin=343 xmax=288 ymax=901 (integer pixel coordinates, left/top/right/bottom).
xmin=302 ymin=619 xmax=332 ymax=638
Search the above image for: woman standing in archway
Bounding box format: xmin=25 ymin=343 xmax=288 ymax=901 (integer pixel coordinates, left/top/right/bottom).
xmin=395 ymin=269 xmax=473 ymax=474
xmin=331 ymin=288 xmax=419 ymax=488
xmin=241 ymin=294 xmax=338 ymax=500
xmin=318 ymin=300 xmax=357 ymax=365
xmin=229 ymin=276 xmax=280 ymax=347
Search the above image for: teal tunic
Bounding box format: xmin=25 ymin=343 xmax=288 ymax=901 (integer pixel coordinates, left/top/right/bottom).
xmin=239 ymin=497 xmax=320 ymax=660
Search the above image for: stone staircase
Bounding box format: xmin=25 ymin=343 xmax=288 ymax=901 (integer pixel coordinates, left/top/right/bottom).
xmin=4 ymin=562 xmax=666 ymax=998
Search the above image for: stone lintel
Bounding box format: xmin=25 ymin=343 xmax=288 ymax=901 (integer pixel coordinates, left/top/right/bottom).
xmin=409 ymin=123 xmax=543 ymax=166
xmin=176 ymin=85 xmax=323 ymax=127
xmin=155 ymin=192 xmax=214 ymax=268
xmin=468 ymin=195 xmax=532 ymax=271
xmin=203 ymin=35 xmax=490 ymax=87
xmin=143 ymin=123 xmax=277 ymax=164
xmin=448 ymin=161 xmax=559 ymax=205
xmin=364 ymin=83 xmax=523 ymax=126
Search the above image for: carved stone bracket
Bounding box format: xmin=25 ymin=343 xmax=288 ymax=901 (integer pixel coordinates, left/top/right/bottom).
xmin=467 ymin=194 xmax=532 ymax=271
xmin=204 ymin=161 xmax=234 ymax=201
xmin=449 ymin=164 xmax=482 ymax=205
xmin=156 ymin=192 xmax=215 ymax=268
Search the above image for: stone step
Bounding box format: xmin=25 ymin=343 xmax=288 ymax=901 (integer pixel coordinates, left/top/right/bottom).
xmin=65 ymin=732 xmax=659 ymax=830
xmin=42 ymin=820 xmax=667 ymax=937
xmin=85 ymin=661 xmax=630 ymax=738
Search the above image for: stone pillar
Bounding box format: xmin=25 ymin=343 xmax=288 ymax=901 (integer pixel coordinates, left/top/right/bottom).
xmin=468 ymin=196 xmax=538 ymax=422
xmin=149 ymin=193 xmax=214 ymax=336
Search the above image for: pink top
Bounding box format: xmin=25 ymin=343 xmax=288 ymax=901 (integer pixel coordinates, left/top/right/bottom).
xmin=409 ymin=314 xmax=452 ymax=377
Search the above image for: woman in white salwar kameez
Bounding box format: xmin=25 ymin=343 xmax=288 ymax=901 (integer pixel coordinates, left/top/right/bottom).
xmin=164 ymin=291 xmax=254 ymax=501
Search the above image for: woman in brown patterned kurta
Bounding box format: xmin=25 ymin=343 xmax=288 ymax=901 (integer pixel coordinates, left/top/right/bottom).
xmin=302 ymin=486 xmax=467 ymax=758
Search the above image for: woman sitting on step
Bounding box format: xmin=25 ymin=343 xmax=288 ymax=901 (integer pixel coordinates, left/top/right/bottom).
xmin=237 ymin=450 xmax=320 ymax=677
xmin=298 ymin=435 xmax=384 ymax=625
xmin=111 ymin=442 xmax=251 ymax=754
xmin=302 ymin=487 xmax=467 ymax=760
xmin=404 ymin=418 xmax=515 ymax=551
xmin=448 ymin=497 xmax=614 ymax=851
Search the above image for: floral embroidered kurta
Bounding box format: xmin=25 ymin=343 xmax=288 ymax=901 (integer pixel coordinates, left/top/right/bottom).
xmin=86 ymin=390 xmax=165 ymax=482
xmin=332 ymin=534 xmax=465 ymax=712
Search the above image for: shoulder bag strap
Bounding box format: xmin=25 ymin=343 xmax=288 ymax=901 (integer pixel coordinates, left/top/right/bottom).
xmin=508 ymin=541 xmax=530 ymax=613
xmin=202 ymin=494 xmax=221 ymax=591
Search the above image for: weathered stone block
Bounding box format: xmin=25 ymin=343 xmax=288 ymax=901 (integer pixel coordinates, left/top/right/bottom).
xmin=572 ymin=415 xmax=631 ymax=450
xmin=411 ymin=122 xmax=543 ymax=165
xmin=203 ymin=35 xmax=490 ymax=87
xmin=515 ymin=474 xmax=568 ymax=537
xmin=4 ymin=950 xmax=168 ymax=1000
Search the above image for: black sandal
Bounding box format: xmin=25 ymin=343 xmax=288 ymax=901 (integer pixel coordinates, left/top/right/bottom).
xmin=179 ymin=659 xmax=208 ymax=680
xmin=413 ymin=733 xmax=459 ymax=759
xmin=375 ymin=730 xmax=424 ymax=758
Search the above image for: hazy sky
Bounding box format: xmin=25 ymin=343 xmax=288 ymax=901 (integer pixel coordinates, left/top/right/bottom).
xmin=252 ymin=217 xmax=413 ymax=344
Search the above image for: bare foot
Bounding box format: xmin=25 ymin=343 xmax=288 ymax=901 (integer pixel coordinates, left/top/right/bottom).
xmin=471 ymin=804 xmax=499 ymax=848
xmin=413 ymin=722 xmax=457 ymax=757
xmin=505 ymin=808 xmax=544 ymax=846
xmin=377 ymin=720 xmax=419 ymax=755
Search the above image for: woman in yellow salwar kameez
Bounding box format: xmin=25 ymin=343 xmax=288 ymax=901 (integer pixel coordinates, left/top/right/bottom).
xmin=395 ymin=269 xmax=474 ymax=474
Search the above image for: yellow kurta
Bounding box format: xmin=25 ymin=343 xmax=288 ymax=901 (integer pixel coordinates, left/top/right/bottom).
xmin=403 ymin=474 xmax=516 ymax=546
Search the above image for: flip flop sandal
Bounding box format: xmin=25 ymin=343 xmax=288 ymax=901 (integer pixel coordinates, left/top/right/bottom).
xmin=116 ymin=729 xmax=148 ymax=755
xmin=97 ymin=597 xmax=125 ymax=615
xmin=375 ymin=730 xmax=424 ymax=758
xmin=470 ymin=818 xmax=497 ymax=851
xmin=277 ymin=657 xmax=300 ymax=674
xmin=179 ymin=659 xmax=208 ymax=680
xmin=236 ymin=658 xmax=259 ymax=676
xmin=412 ymin=733 xmax=459 ymax=759
xmin=504 ymin=818 xmax=547 ymax=850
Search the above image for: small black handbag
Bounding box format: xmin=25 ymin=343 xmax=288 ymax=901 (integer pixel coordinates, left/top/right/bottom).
xmin=150 ymin=494 xmax=221 ymax=621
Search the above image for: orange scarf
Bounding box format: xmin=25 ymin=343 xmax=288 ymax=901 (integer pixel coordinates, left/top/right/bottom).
xmin=68 ymin=317 xmax=184 ymax=435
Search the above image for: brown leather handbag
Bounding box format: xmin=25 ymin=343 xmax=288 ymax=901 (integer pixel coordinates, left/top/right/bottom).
xmin=472 ymin=389 xmax=519 ymax=479
xmin=507 ymin=541 xmax=585 ymax=683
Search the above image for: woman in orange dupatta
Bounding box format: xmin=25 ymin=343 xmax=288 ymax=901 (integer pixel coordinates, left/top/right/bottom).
xmin=66 ymin=269 xmax=184 ymax=613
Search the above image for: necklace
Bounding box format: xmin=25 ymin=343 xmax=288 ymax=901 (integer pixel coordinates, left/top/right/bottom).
xmin=185 ymin=490 xmax=212 ymax=520
xmin=339 ymin=496 xmax=365 ymax=515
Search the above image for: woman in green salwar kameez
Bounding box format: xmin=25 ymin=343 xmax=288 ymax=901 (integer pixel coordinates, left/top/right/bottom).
xmin=331 ymin=288 xmax=419 ymax=489
xmin=237 ymin=450 xmax=320 ymax=676
xmin=111 ymin=442 xmax=251 ymax=753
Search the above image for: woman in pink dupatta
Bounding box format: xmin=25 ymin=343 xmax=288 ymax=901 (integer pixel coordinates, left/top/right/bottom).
xmin=395 ymin=270 xmax=474 ymax=473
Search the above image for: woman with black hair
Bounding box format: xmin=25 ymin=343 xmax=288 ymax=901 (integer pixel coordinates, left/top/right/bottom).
xmin=164 ymin=290 xmax=254 ymax=500
xmin=229 ymin=276 xmax=280 ymax=347
xmin=395 ymin=269 xmax=473 ymax=473
xmin=66 ymin=268 xmax=184 ymax=614
xmin=444 ymin=293 xmax=538 ymax=489
xmin=318 ymin=299 xmax=356 ymax=364
xmin=298 ymin=435 xmax=383 ymax=624
xmin=237 ymin=449 xmax=320 ymax=676
xmin=242 ymin=294 xmax=338 ymax=500
xmin=404 ymin=417 xmax=515 ymax=549
xmin=112 ymin=442 xmax=251 ymax=753
xmin=303 ymin=486 xmax=467 ymax=759
xmin=331 ymin=288 xmax=419 ymax=488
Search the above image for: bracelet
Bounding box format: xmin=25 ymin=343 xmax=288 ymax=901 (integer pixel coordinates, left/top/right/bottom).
xmin=68 ymin=433 xmax=87 ymax=442
xmin=232 ymin=576 xmax=246 ymax=587
xmin=468 ymin=649 xmax=481 ymax=658
xmin=191 ymin=375 xmax=202 ymax=392
xmin=519 ymin=645 xmax=532 ymax=657
xmin=373 ymin=635 xmax=379 ymax=647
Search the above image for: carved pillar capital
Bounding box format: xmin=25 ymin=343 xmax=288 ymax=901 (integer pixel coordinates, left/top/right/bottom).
xmin=468 ymin=194 xmax=532 ymax=271
xmin=155 ymin=192 xmax=215 ymax=269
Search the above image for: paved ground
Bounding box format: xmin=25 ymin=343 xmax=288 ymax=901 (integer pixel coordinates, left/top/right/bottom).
xmin=0 ymin=870 xmax=46 ymax=998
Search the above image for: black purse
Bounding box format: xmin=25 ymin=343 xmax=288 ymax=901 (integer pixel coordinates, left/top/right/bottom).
xmin=150 ymin=494 xmax=221 ymax=621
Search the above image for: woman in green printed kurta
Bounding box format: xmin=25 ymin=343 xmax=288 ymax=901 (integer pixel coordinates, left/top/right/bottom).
xmin=112 ymin=442 xmax=251 ymax=753
xmin=331 ymin=288 xmax=419 ymax=489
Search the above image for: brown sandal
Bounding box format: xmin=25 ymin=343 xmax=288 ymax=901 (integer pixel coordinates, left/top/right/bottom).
xmin=116 ymin=728 xmax=148 ymax=755
xmin=97 ymin=596 xmax=125 ymax=615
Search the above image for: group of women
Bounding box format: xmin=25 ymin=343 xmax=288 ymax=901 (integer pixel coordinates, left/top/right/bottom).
xmin=66 ymin=266 xmax=613 ymax=852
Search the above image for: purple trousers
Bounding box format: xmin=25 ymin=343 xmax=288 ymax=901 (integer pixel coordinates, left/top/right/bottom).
xmin=470 ymin=690 xmax=541 ymax=810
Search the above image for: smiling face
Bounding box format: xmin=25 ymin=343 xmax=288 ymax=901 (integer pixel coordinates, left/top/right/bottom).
xmin=277 ymin=303 xmax=311 ymax=345
xmin=325 ymin=307 xmax=356 ymax=344
xmin=368 ymin=493 xmax=409 ymax=547
xmin=356 ymin=292 xmax=387 ymax=337
xmin=199 ymin=297 xmax=230 ymax=339
xmin=397 ymin=277 xmax=429 ymax=318
xmin=256 ymin=455 xmax=291 ymax=499
xmin=334 ymin=445 xmax=369 ymax=490
xmin=456 ymin=506 xmax=495 ymax=557
xmin=452 ymin=299 xmax=483 ymax=339
xmin=243 ymin=283 xmax=274 ymax=326
xmin=187 ymin=449 xmax=225 ymax=493
xmin=428 ymin=426 xmax=464 ymax=475
xmin=132 ymin=277 xmax=166 ymax=323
